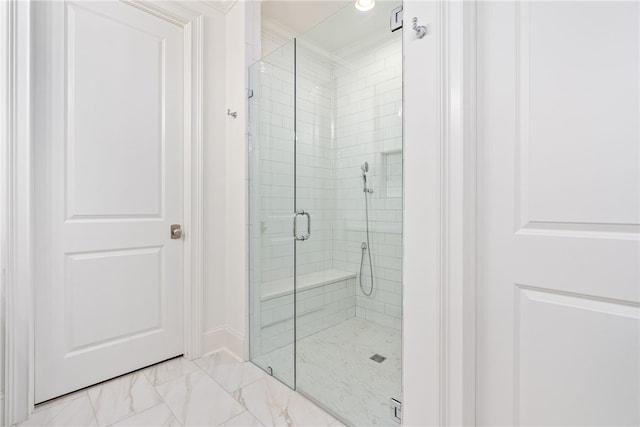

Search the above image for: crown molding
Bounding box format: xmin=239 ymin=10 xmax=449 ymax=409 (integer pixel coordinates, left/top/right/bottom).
xmin=199 ymin=0 xmax=238 ymax=14
xmin=261 ymin=17 xmax=296 ymax=42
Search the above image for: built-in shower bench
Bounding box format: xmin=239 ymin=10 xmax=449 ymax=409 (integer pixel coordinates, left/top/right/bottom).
xmin=256 ymin=269 xmax=357 ymax=354
xmin=261 ymin=268 xmax=357 ymax=301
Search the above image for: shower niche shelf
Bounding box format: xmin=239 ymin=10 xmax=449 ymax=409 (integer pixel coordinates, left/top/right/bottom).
xmin=381 ymin=149 xmax=402 ymax=199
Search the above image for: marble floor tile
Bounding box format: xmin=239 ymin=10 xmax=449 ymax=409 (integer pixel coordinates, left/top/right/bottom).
xmin=87 ymin=371 xmax=162 ymax=426
xmin=156 ymin=369 xmax=245 ymax=427
xmin=110 ymin=404 xmax=180 ymax=427
xmin=255 ymin=317 xmax=401 ymax=427
xmin=18 ymin=395 xmax=97 ymax=427
xmin=142 ymin=357 xmax=199 ymax=386
xmin=196 ymin=350 xmax=266 ymax=393
xmin=296 ymin=317 xmax=401 ymax=427
xmin=219 ymin=410 xmax=265 ymax=427
xmin=20 ymin=324 xmax=389 ymax=427
xmin=233 ymin=376 xmax=335 ymax=427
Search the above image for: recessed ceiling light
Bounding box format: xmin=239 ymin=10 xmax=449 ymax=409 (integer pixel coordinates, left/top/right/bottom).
xmin=355 ymin=0 xmax=375 ymax=12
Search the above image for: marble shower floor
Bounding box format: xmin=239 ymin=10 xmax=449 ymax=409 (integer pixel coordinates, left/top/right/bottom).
xmin=254 ymin=317 xmax=402 ymax=427
xmin=19 ymin=351 xmax=343 ymax=427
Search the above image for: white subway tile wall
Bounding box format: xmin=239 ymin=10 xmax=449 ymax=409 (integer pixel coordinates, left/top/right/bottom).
xmin=333 ymin=34 xmax=402 ymax=331
xmin=249 ymin=41 xmax=296 ymax=362
xmin=249 ymin=32 xmax=402 ymax=362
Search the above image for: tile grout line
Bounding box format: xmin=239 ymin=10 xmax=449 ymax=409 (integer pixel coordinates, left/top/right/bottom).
xmin=191 ymin=353 xmax=278 ymax=427
xmin=85 ymin=392 xmax=101 ymax=427
xmin=154 ymin=358 xmax=256 ymax=427
xmin=150 ymin=365 xmax=197 ymax=427
xmin=193 ymin=354 xmax=266 ymax=404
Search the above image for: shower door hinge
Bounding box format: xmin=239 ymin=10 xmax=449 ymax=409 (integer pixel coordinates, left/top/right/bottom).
xmin=390 ymin=5 xmax=403 ymax=32
xmin=247 ymin=89 xmax=254 ymax=99
xmin=390 ymin=398 xmax=402 ymax=423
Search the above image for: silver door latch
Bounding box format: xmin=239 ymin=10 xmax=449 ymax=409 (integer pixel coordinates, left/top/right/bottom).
xmin=171 ymin=224 xmax=183 ymax=239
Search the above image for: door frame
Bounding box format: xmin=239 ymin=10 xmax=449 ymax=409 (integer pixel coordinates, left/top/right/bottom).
xmin=402 ymin=0 xmax=477 ymax=425
xmin=2 ymin=1 xmax=205 ymax=424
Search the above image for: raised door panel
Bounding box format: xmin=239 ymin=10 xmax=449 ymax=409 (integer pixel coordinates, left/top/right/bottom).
xmin=517 ymin=287 xmax=640 ymax=426
xmin=66 ymin=247 xmax=163 ymax=351
xmin=67 ymin=2 xmax=165 ymax=219
xmin=517 ymin=2 xmax=640 ymax=229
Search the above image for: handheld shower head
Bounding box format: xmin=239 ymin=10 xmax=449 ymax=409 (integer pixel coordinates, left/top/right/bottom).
xmin=360 ymin=161 xmax=373 ymax=193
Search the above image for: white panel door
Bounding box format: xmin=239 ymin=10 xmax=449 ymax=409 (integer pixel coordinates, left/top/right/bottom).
xmin=476 ymin=1 xmax=639 ymax=425
xmin=34 ymin=0 xmax=184 ymax=403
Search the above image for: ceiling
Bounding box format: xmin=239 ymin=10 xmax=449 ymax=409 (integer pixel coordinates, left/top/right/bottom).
xmin=262 ymin=0 xmax=401 ymax=53
xmin=261 ymin=1 xmax=351 ymax=37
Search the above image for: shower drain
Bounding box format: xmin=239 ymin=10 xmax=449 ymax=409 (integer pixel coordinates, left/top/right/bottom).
xmin=370 ymin=353 xmax=386 ymax=363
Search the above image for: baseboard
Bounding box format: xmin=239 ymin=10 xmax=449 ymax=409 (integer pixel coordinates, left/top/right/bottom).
xmin=203 ymin=326 xmax=246 ymax=360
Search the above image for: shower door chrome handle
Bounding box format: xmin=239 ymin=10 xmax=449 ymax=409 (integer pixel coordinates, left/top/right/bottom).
xmin=293 ymin=210 xmax=311 ymax=241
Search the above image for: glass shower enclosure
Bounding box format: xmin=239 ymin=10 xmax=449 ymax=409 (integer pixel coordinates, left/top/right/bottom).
xmin=248 ymin=3 xmax=403 ymax=425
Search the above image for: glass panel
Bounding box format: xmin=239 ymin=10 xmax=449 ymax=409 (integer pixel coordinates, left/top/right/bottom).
xmin=248 ymin=40 xmax=296 ymax=388
xmin=295 ymin=2 xmax=403 ymax=425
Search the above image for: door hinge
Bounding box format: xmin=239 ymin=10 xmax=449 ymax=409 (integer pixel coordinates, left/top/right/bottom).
xmin=390 ymin=398 xmax=402 ymax=423
xmin=390 ymin=5 xmax=403 ymax=32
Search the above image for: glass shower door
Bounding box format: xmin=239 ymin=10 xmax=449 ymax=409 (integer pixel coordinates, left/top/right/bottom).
xmin=249 ymin=3 xmax=404 ymax=424
xmin=294 ymin=3 xmax=403 ymax=426
xmin=248 ymin=40 xmax=296 ymax=388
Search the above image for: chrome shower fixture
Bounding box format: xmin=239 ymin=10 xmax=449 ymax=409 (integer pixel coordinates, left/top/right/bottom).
xmin=361 ymin=162 xmax=373 ymax=193
xmin=360 ymin=165 xmax=374 ymax=296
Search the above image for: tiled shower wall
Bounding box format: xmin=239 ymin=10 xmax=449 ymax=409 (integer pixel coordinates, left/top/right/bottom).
xmin=251 ymin=43 xmax=294 ymax=289
xmin=249 ymin=42 xmax=295 ymax=359
xmin=294 ymin=45 xmax=335 ymax=277
xmin=249 ymin=42 xmax=338 ymax=359
xmin=250 ymin=33 xmax=402 ymax=357
xmin=251 ymin=43 xmax=335 ymax=288
xmin=332 ymin=34 xmax=403 ymax=330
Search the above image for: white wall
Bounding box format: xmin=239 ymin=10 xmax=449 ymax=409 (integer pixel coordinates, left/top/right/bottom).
xmin=214 ymin=0 xmax=262 ymax=358
xmin=201 ymin=2 xmax=230 ymax=337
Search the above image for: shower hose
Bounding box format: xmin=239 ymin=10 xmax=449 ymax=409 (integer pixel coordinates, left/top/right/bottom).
xmin=359 ymin=189 xmax=374 ymax=296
